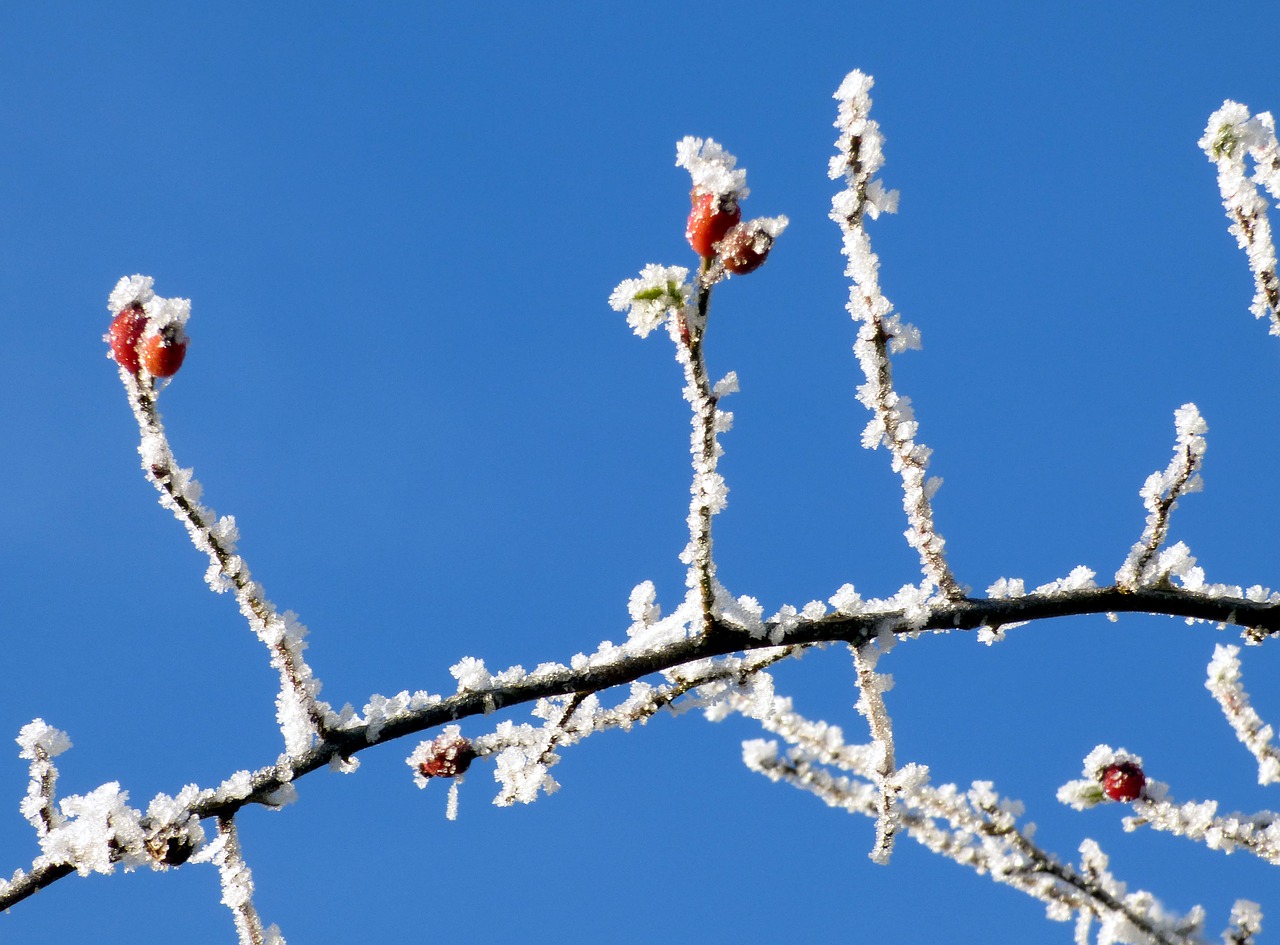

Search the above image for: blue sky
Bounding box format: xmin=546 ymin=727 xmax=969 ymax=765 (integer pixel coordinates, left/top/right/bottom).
xmin=4 ymin=3 xmax=1280 ymax=942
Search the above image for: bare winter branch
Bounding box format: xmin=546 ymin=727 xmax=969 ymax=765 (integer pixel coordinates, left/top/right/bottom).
xmin=9 ymin=67 xmax=1280 ymax=945
xmin=1201 ymin=103 xmax=1280 ymax=333
xmin=1207 ymin=644 xmax=1280 ymax=784
xmin=829 ymin=71 xmax=962 ymax=599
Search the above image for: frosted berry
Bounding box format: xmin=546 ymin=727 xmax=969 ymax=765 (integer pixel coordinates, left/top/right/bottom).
xmin=146 ymin=834 xmax=196 ymax=867
xmin=107 ymin=304 xmax=148 ymax=373
xmin=419 ymin=735 xmax=476 ymax=779
xmin=686 ymin=190 xmax=741 ymax=258
xmin=1101 ymin=761 xmax=1145 ymax=801
xmin=140 ymin=330 xmax=188 ymax=378
xmin=718 ymin=221 xmax=776 ymax=275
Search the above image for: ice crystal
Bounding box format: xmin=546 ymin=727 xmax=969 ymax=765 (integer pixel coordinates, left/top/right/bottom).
xmin=107 ymin=274 xmax=155 ymax=313
xmin=608 ymin=264 xmax=691 ymax=338
xmin=676 ymin=136 xmax=748 ymax=198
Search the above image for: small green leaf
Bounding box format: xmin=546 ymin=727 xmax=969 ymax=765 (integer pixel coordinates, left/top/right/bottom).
xmin=632 ymin=287 xmax=665 ymax=302
xmin=1080 ymin=783 xmax=1105 ymax=805
xmin=1212 ymin=125 xmax=1241 ymax=159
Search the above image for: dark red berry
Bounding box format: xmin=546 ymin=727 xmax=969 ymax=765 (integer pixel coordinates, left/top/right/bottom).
xmin=718 ymin=221 xmax=776 ymax=275
xmin=686 ymin=190 xmax=741 ymax=258
xmin=419 ymin=735 xmax=476 ymax=779
xmin=107 ymin=305 xmax=148 ymax=373
xmin=141 ymin=331 xmax=188 ymax=378
xmin=1101 ymin=762 xmax=1145 ymax=801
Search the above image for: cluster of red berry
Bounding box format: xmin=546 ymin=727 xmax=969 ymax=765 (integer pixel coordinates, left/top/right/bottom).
xmin=107 ymin=303 xmax=188 ymax=378
xmin=685 ymin=190 xmax=777 ymax=274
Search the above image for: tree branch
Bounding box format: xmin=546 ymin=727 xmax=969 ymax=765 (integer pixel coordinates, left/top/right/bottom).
xmin=3 ymin=579 xmax=1276 ymax=911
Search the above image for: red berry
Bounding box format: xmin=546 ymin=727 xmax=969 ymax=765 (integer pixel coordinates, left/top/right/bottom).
xmin=107 ymin=305 xmax=148 ymax=373
xmin=419 ymin=735 xmax=476 ymax=779
xmin=686 ymin=190 xmax=741 ymax=258
xmin=1101 ymin=761 xmax=1145 ymax=801
xmin=141 ymin=331 xmax=188 ymax=378
xmin=718 ymin=221 xmax=776 ymax=275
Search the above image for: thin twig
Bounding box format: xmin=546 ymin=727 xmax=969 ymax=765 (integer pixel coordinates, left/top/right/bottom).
xmin=121 ymin=354 xmax=330 ymax=752
xmin=671 ymin=265 xmax=723 ymax=631
xmin=212 ymin=815 xmax=275 ymax=945
xmin=1206 ymin=644 xmax=1280 ymax=784
xmin=1201 ymin=103 xmax=1280 ymax=334
xmin=829 ymin=71 xmax=962 ymax=599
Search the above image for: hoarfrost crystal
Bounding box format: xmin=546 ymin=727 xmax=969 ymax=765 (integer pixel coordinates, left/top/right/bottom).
xmin=107 ymin=274 xmax=155 ymax=313
xmin=676 ymin=136 xmax=748 ymax=198
xmin=608 ymin=265 xmax=691 ymax=338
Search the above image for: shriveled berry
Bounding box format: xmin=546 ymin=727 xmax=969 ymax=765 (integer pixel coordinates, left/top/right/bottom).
xmin=1101 ymin=761 xmax=1145 ymax=801
xmin=718 ymin=220 xmax=776 ymax=275
xmin=419 ymin=735 xmax=477 ymax=779
xmin=107 ymin=304 xmax=148 ymax=373
xmin=686 ymin=190 xmax=741 ymax=258
xmin=146 ymin=834 xmax=197 ymax=866
xmin=141 ymin=331 xmax=188 ymax=378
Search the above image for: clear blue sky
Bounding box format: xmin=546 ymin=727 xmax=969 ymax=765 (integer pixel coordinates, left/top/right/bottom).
xmin=3 ymin=3 xmax=1280 ymax=942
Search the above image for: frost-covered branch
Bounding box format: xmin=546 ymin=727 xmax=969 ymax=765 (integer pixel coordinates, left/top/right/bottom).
xmin=1124 ymin=791 xmax=1280 ymax=866
xmin=1116 ymin=404 xmax=1208 ymax=590
xmin=609 ymin=260 xmax=725 ymax=626
xmin=852 ymin=633 xmax=901 ymax=863
xmin=673 ymin=267 xmax=727 ymax=628
xmin=1062 ymin=744 xmax=1280 ymax=868
xmin=424 ymin=646 xmax=799 ymax=814
xmin=1225 ymin=901 xmax=1265 ymax=945
xmin=4 ymin=718 xmax=205 ymax=907
xmin=10 ymin=70 xmax=1280 ymax=943
xmin=1201 ymin=103 xmax=1280 ymax=334
xmin=829 ymin=71 xmax=961 ymax=599
xmin=610 ymin=139 xmax=787 ymax=632
xmin=108 ymin=276 xmax=333 ymax=755
xmin=741 ymin=701 xmax=1211 ymax=945
xmin=1207 ymin=644 xmax=1280 ymax=784
xmin=201 ymin=816 xmax=284 ymax=945
xmin=984 ymin=565 xmax=1100 ymax=642
xmin=17 ymin=719 xmax=69 ymax=839
xmin=4 ymin=562 xmax=1278 ymax=909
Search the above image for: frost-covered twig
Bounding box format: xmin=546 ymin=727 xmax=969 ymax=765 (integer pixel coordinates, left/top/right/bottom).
xmin=463 ymin=645 xmax=798 ymax=810
xmin=669 ymin=137 xmax=753 ymax=628
xmin=1201 ymin=103 xmax=1280 ymax=335
xmin=1062 ymin=745 xmax=1280 ymax=867
xmin=672 ymin=268 xmax=727 ymax=629
xmin=7 ymin=722 xmax=206 ymax=899
xmin=1207 ymin=644 xmax=1280 ymax=784
xmin=108 ymin=276 xmax=332 ymax=754
xmin=1224 ymin=901 xmax=1264 ymax=945
xmin=609 ymin=139 xmax=788 ymax=631
xmin=17 ymin=719 xmax=70 ymax=838
xmin=203 ymin=815 xmax=284 ymax=945
xmin=829 ymin=71 xmax=961 ymax=599
xmin=741 ymin=701 xmax=1208 ymax=945
xmin=1116 ymin=404 xmax=1207 ymax=590
xmin=1123 ymin=792 xmax=1280 ymax=866
xmin=608 ymin=259 xmax=725 ymax=627
xmin=852 ymin=634 xmax=900 ymax=863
